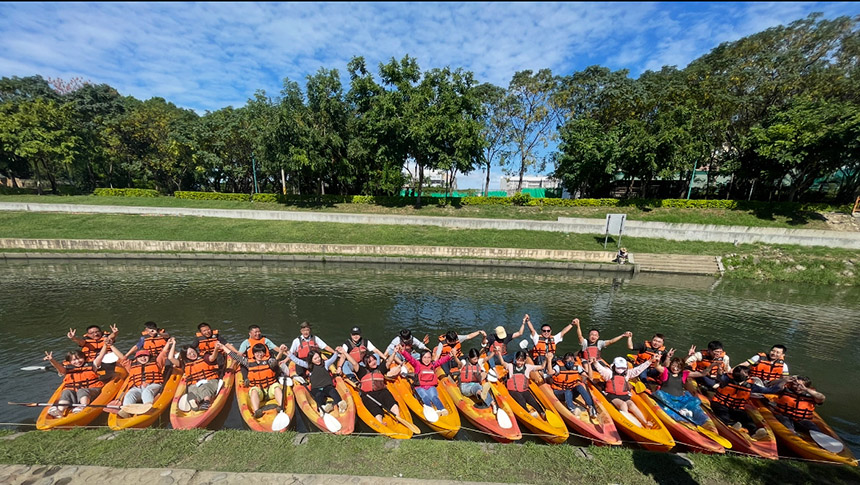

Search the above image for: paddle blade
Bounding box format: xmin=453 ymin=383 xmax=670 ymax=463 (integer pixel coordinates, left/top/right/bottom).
xmin=422 ymin=404 xmax=440 ymax=423
xmin=122 ymin=403 xmax=152 ymax=415
xmin=497 ymin=409 xmax=513 ymax=429
xmin=810 ymin=430 xmax=844 ymax=453
xmin=620 ymin=410 xmax=643 ymax=427
xmin=272 ymin=411 xmax=291 ymax=431
xmin=178 ymin=394 xmax=191 ymax=412
xmin=21 ymin=365 xmax=49 ymax=371
xmin=322 ymin=412 xmax=342 ymax=432
xmin=216 ymin=379 xmax=224 ymax=394
xmin=487 ymin=370 xmax=498 ymax=383
xmin=102 ymin=352 xmax=118 ymax=364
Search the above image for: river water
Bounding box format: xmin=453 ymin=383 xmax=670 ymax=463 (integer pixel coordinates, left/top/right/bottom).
xmin=1 ymin=259 xmax=858 ymax=454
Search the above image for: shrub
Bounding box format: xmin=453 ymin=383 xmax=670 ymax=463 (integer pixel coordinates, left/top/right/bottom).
xmin=251 ymin=193 xmax=282 ymax=203
xmin=93 ymin=188 xmax=160 ymax=198
xmin=510 ymin=192 xmax=532 ymax=206
xmin=174 ymin=191 xmax=250 ymax=202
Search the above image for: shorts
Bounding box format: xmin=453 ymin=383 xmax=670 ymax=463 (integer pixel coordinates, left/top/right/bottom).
xmin=606 ymin=393 xmax=630 ymax=402
xmin=60 ymin=387 xmax=102 ymax=403
xmin=250 ymin=382 xmax=283 ymax=401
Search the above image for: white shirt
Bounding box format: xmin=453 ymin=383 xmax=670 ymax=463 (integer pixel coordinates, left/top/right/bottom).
xmin=289 ymin=335 xmax=328 ymax=354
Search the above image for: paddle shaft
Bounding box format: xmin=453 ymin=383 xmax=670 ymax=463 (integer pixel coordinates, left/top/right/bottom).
xmin=8 ymin=401 xmax=151 ymax=414
xmin=363 ymin=389 xmax=420 ymax=434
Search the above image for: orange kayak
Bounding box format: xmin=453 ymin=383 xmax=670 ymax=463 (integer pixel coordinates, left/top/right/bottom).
xmin=488 ymin=369 xmax=568 ymax=444
xmin=388 ymin=370 xmax=461 ymax=439
xmin=345 ymin=379 xmax=414 ymax=439
xmin=535 ymin=382 xmax=621 ymax=446
xmin=293 ymin=376 xmax=355 ymax=435
xmin=587 ymin=380 xmax=675 ymax=452
xmin=108 ymin=367 xmax=182 ymax=430
xmin=631 ymin=389 xmax=725 ymax=454
xmin=235 ymin=371 xmax=295 ymax=432
xmin=37 ymin=367 xmax=127 ymax=430
xmin=170 ymin=358 xmax=238 ymax=430
xmin=695 ymin=391 xmax=778 ymax=459
xmin=439 ymin=374 xmax=521 ymax=443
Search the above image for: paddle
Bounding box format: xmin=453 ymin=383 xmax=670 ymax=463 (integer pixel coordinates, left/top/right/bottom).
xmin=349 ymin=380 xmax=420 ymax=434
xmin=645 ymin=389 xmax=732 ymax=449
xmin=496 ymin=406 xmax=513 ymax=429
xmin=9 ymin=401 xmax=152 ymax=414
xmin=21 ymin=365 xmax=50 ymax=371
xmin=809 ymin=430 xmax=844 ymax=453
xmin=102 ymin=352 xmax=118 ymax=364
xmin=22 ymin=351 xmax=118 ymax=371
xmin=322 ymin=410 xmax=342 ymax=432
xmin=178 ymin=394 xmax=191 ymax=412
xmin=271 ymin=376 xmax=293 ymax=432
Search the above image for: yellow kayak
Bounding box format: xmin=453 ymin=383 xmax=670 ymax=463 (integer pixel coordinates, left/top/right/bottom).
xmin=388 ymin=368 xmax=461 ymax=439
xmin=37 ymin=367 xmax=127 ymax=431
xmin=588 ymin=380 xmax=675 ymax=451
xmin=235 ymin=371 xmax=295 ymax=432
xmin=489 ymin=368 xmax=568 ymax=444
xmin=108 ymin=367 xmax=182 ymax=430
xmin=345 ymin=379 xmax=414 ymax=439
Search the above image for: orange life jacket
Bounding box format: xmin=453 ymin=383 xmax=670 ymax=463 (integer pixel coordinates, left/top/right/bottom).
xmin=438 ymin=335 xmax=462 ymax=358
xmin=417 ymin=365 xmax=438 ymax=388
xmin=345 ymin=337 xmax=368 ymax=363
xmin=694 ymin=350 xmax=727 ymax=377
xmin=296 ymin=337 xmax=319 ymax=360
xmin=635 ymin=341 xmax=666 ymax=367
xmin=245 ymin=336 xmax=271 ymax=359
xmin=184 ymin=357 xmax=220 ymax=385
xmin=604 ymin=373 xmax=630 ymax=396
xmin=460 ymin=362 xmax=481 ymax=384
xmin=141 ymin=330 xmax=168 ymax=355
xmin=360 ymin=368 xmax=387 ymax=392
xmin=81 ymin=336 xmax=106 ymax=362
xmin=550 ymin=359 xmax=582 ymax=391
xmin=195 ymin=330 xmax=220 ymax=355
xmin=246 ymin=360 xmax=277 ymax=389
xmin=580 ymin=342 xmax=600 ymax=361
xmin=62 ymin=363 xmax=104 ymax=390
xmin=748 ymin=353 xmax=785 ymax=381
xmin=506 ymin=366 xmax=529 ymax=392
xmin=774 ymin=389 xmax=816 ymax=421
xmin=531 ymin=336 xmax=556 ymax=360
xmin=129 ymin=361 xmax=164 ymax=387
xmin=712 ymin=379 xmax=753 ymax=410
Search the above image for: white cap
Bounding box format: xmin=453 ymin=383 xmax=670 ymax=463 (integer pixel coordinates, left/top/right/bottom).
xmin=613 ymin=357 xmax=628 ymax=370
xmin=519 ymin=340 xmax=529 ymax=350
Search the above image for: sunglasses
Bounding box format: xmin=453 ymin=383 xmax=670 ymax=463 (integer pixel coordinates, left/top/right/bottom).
xmin=541 ymin=329 xmax=552 ymax=333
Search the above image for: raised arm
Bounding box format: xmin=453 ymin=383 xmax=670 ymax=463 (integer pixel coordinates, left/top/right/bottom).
xmin=44 ymin=351 xmax=65 ymax=374
xmin=67 ymin=328 xmax=85 ymax=346
xmin=573 ymin=318 xmax=585 ymax=344
xmin=626 ymin=331 xmax=635 ymax=350
xmin=511 ymin=317 xmax=526 ymax=339
xmin=156 ymin=338 xmax=175 ymax=367
xmin=92 ymin=338 xmax=111 ymax=368
xmin=558 ymin=320 xmax=576 ymax=339
xmin=604 ymin=331 xmax=632 ymax=348
xmin=525 ymin=314 xmax=536 ymax=337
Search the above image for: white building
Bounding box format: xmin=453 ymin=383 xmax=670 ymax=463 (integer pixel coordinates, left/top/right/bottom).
xmin=500 ymin=175 xmax=561 ymax=192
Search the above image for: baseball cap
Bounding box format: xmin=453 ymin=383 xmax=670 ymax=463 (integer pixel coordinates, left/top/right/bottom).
xmin=135 ymin=350 xmax=150 ymax=358
xmin=351 ymin=326 xmax=361 ymax=335
xmin=494 ymin=326 xmax=507 ymax=339
xmin=613 ymin=357 xmax=628 ymax=370
xmin=300 ymin=321 xmax=311 ymax=329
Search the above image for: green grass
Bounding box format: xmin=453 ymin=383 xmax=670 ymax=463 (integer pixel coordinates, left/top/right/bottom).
xmin=0 ymin=194 xmax=840 ymax=229
xmin=0 ymin=429 xmax=857 ymax=484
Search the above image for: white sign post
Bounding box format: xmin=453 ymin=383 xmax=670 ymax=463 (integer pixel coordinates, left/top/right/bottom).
xmin=604 ymin=214 xmax=627 ymax=249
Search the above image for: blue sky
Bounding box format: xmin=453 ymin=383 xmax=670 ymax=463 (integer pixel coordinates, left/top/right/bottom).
xmin=1 ymin=2 xmax=858 ymax=189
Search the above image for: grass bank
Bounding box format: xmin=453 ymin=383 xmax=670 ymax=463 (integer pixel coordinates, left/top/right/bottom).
xmin=0 ymin=194 xmax=846 ymax=230
xmin=0 ymin=429 xmax=857 ymax=484
xmin=0 ymin=211 xmax=857 ymax=286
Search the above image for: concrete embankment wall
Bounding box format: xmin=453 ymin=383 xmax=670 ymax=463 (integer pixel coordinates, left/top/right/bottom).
xmin=1 ymin=202 xmax=858 ymax=249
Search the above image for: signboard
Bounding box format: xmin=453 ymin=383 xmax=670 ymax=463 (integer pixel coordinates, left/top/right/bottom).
xmin=604 ymin=213 xmax=627 ymax=249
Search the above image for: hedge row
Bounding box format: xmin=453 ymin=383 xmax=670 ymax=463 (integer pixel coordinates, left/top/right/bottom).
xmin=92 ymin=188 xmax=160 ymax=197
xmin=174 ymin=191 xmax=251 ymax=202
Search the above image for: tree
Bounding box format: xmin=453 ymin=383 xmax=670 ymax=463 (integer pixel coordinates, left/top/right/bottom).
xmin=505 ymin=69 xmax=560 ymax=192
xmin=474 ymin=83 xmax=512 ymax=196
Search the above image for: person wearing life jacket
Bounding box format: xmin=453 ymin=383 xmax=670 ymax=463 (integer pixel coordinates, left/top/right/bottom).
xmin=434 ymin=329 xmax=485 ymax=375
xmin=573 ymin=318 xmax=631 ymax=365
xmin=225 ymin=342 xmax=287 ymax=419
xmin=287 ymin=347 xmax=347 ymax=414
xmin=501 ymin=350 xmax=548 ymax=420
xmin=769 ymin=375 xmax=824 ymax=435
xmin=627 ymin=333 xmax=667 ymax=381
xmin=193 ymin=322 xmax=235 ymax=356
xmin=289 ymin=321 xmax=335 ymax=376
xmin=738 ymin=345 xmax=789 ymax=386
xmin=43 ymin=340 xmax=112 ymax=418
xmin=110 ymin=338 xmax=174 ymax=412
xmin=525 ymin=314 xmax=575 ymax=366
xmin=685 ymin=341 xmax=730 ymax=389
xmin=343 ymin=346 xmax=403 ymax=424
xmin=652 ymin=352 xmax=709 ymax=426
xmin=385 ymin=329 xmax=430 ymax=362
xmin=340 ymin=326 xmax=385 ymax=384
xmin=547 ymin=351 xmax=597 ymax=418
xmin=169 ymin=343 xmax=223 ymax=412
xmin=710 ymin=366 xmax=779 ymax=439
xmin=238 ymin=325 xmax=279 ymax=360
xmin=67 ymin=324 xmax=119 ymax=363
xmin=399 ymin=346 xmax=453 ymax=416
xmin=458 ymin=348 xmax=498 ymax=413
xmin=125 ymin=321 xmax=170 ymax=360
xmin=485 ymin=317 xmax=527 ymax=367
xmin=593 ymin=354 xmax=658 ymax=427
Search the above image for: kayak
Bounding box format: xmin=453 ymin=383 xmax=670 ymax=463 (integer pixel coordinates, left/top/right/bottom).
xmin=293 ymin=376 xmax=355 ymax=435
xmin=345 ymin=378 xmax=415 ymax=439
xmin=754 ymin=399 xmax=857 ymax=466
xmin=695 ymin=390 xmax=778 ymax=459
xmin=587 ymin=380 xmax=675 ymax=451
xmin=439 ymin=373 xmax=521 ymax=443
xmin=388 ymin=368 xmax=461 ymax=439
xmin=170 ymin=358 xmax=238 ymax=430
xmin=36 ymin=367 xmax=128 ymax=430
xmin=489 ymin=369 xmax=568 ymax=444
xmin=535 ymin=381 xmax=621 ymax=446
xmin=108 ymin=366 xmax=182 ymax=430
xmin=631 ymin=389 xmax=726 ymax=454
xmin=235 ymin=370 xmax=295 ymax=432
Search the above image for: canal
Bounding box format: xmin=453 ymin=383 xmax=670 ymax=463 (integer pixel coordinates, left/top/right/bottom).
xmin=1 ymin=259 xmax=857 ymax=453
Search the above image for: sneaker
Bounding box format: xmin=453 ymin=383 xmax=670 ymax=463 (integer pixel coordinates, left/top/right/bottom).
xmin=48 ymin=406 xmax=63 ymax=419
xmin=529 ymin=410 xmax=540 ymax=419
xmin=731 ymin=422 xmax=743 ymax=431
xmin=199 ymin=401 xmax=211 ymax=411
xmin=72 ymin=406 xmax=84 ymax=414
xmin=253 ymin=408 xmax=264 ymax=419
xmin=588 ymin=407 xmax=598 ymax=418
xmin=188 ymin=399 xmax=200 ymax=412
xmin=338 ymin=401 xmax=348 ymax=413
xmin=539 ymin=412 xmax=547 ymax=421
xmin=438 ymin=409 xmax=449 ymax=416
xmin=322 ymin=403 xmax=334 ymax=414
xmin=572 ymin=407 xmax=582 ymax=416
xmin=679 ymin=409 xmax=694 ymax=419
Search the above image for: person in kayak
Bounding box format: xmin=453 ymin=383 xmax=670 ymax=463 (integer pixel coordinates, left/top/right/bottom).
xmin=525 ymin=315 xmax=576 ymax=366
xmin=769 ymin=375 xmax=825 ymax=434
xmin=736 ymin=345 xmax=789 ymax=386
xmin=343 ymin=346 xmax=403 ymax=423
xmin=459 ymin=348 xmax=498 ymax=413
xmin=652 ymin=351 xmax=708 ymax=426
xmin=592 ymin=355 xmax=659 ymax=427
xmin=340 ymin=326 xmax=386 ymax=385
xmin=502 ymin=350 xmax=547 ymax=420
xmin=289 ymin=321 xmax=336 ymax=376
xmin=386 ymin=329 xmax=430 ymax=362
xmin=627 ymin=333 xmax=667 ymax=381
xmin=125 ymin=321 xmax=170 ymax=360
xmin=223 ymin=342 xmax=287 ymax=418
xmin=398 ymin=345 xmax=453 ymax=416
xmin=169 ymin=342 xmax=223 ymax=411
xmin=686 ymin=341 xmax=730 ymax=389
xmin=485 ymin=317 xmax=527 ymax=367
xmin=546 ymin=351 xmax=598 ymax=418
xmin=43 ymin=340 xmax=113 ymax=418
xmin=287 ymin=347 xmax=346 ymax=414
xmin=109 ymin=338 xmax=174 ymax=409
xmin=574 ymin=318 xmax=631 ymax=364
xmin=193 ymin=322 xmax=235 ymax=356
xmin=434 ymin=329 xmax=486 ymax=375
xmin=238 ymin=325 xmax=279 ymax=359
xmin=67 ymin=324 xmax=118 ymax=362
xmin=710 ymin=366 xmax=781 ymax=439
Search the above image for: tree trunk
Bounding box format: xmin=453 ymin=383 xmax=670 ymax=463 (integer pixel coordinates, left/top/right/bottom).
xmin=416 ymin=164 xmax=424 ymax=207
xmin=517 ymin=152 xmax=526 ymax=192
xmin=484 ymin=162 xmax=491 ymax=197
